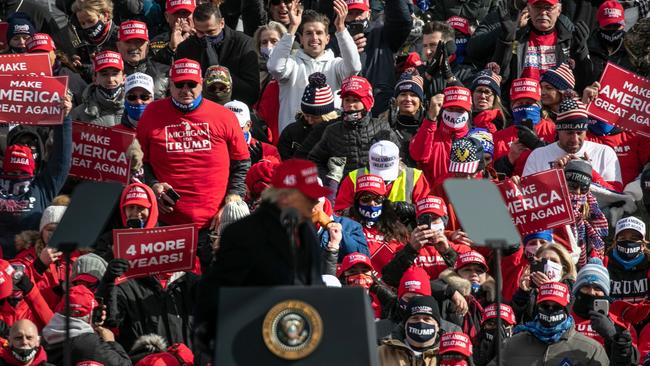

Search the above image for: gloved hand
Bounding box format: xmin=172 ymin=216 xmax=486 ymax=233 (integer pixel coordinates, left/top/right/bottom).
xmin=14 ymin=274 xmax=33 ymax=294
xmin=589 ymin=310 xmax=617 ymax=342
xmin=610 ymin=331 xmax=634 ymax=366
xmin=248 ymin=141 xmax=263 ymax=165
xmin=498 ymin=7 xmax=517 ymax=41
xmin=426 ymin=41 xmax=444 ymax=76
xmin=326 ymin=157 xmax=347 ymax=183
xmin=572 ymin=21 xmax=590 ymax=60
xmin=393 ymin=201 xmax=416 ymax=228
xmin=516 ymin=124 xmax=546 ymax=149
xmin=103 ymin=259 xmax=130 ymax=283
xmin=439 ymin=42 xmax=454 ymax=81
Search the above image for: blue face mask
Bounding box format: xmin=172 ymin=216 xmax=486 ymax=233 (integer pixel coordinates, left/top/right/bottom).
xmin=125 ymin=101 xmax=147 ymax=121
xmin=204 ymin=32 xmax=224 ymax=46
xmin=171 ymin=94 xmax=203 ymax=113
xmin=358 ymin=204 xmax=382 ymax=222
xmin=588 ymin=119 xmax=615 ymax=136
xmin=455 ymin=37 xmax=468 ymax=65
xmin=512 ymin=104 xmax=542 ymax=126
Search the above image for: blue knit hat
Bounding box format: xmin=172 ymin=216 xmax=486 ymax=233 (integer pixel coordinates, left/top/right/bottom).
xmin=7 ymin=13 xmax=35 ymax=41
xmin=523 ymin=229 xmax=553 ymax=244
xmin=540 ymin=63 xmax=575 ymax=91
xmin=394 ymin=69 xmax=424 ymax=101
xmin=573 ymin=258 xmax=610 ymax=297
xmin=471 ymin=68 xmax=502 ymax=97
xmin=301 ymin=72 xmax=335 ymax=116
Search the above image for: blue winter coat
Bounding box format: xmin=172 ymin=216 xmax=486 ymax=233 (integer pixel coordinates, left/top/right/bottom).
xmin=319 ymin=215 xmax=370 ymax=261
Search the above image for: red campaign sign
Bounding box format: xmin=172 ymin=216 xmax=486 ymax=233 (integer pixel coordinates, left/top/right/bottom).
xmin=0 ymin=75 xmax=68 ymax=125
xmin=586 ymin=62 xmax=650 ymax=138
xmin=496 ymin=169 xmax=575 ymax=236
xmin=113 ymin=224 xmax=197 ymax=280
xmin=0 ymin=23 xmax=7 ymax=52
xmin=70 ymin=122 xmax=135 ymax=184
xmin=0 ymin=53 xmax=52 ymax=76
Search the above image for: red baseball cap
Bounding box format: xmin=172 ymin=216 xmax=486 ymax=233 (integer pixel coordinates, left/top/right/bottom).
xmin=245 ymin=160 xmax=279 ymax=197
xmin=271 ymin=159 xmax=331 ymax=200
xmin=597 ymin=0 xmax=625 ymax=27
xmin=346 ymin=0 xmax=369 ymax=12
xmin=0 ymin=261 xmax=15 ymax=300
xmin=56 ymin=285 xmax=98 ymax=317
xmin=447 ymin=16 xmax=471 ymax=35
xmin=482 ymin=303 xmax=516 ymax=325
xmin=510 ymin=77 xmax=541 ymax=102
xmin=439 ymin=332 xmax=473 ymax=357
xmin=170 ymin=58 xmax=202 ymax=84
xmin=3 ymin=144 xmax=35 ymax=178
xmin=454 ymin=251 xmax=488 ymax=271
xmin=166 ymin=0 xmax=196 ymax=14
xmin=93 ymin=50 xmax=124 ymax=72
xmin=355 ymin=174 xmax=387 ymax=196
xmin=537 ymin=282 xmax=571 ymax=307
xmin=398 ymin=267 xmax=432 ymax=298
xmin=338 ymin=252 xmax=374 ymax=275
xmin=26 ymin=33 xmax=55 ymax=53
xmin=119 ymin=20 xmax=149 ymax=42
xmin=528 ymin=0 xmax=559 ymax=5
xmin=442 ymin=86 xmax=472 ymax=111
xmin=122 ymin=184 xmax=153 ymax=208
xmin=415 ymin=196 xmax=447 ymax=218
xmin=340 ymin=75 xmax=374 ymax=111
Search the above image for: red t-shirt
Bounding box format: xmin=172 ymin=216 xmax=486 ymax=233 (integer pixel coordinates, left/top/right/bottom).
xmin=524 ymin=30 xmax=558 ymax=76
xmin=137 ymin=98 xmax=250 ymax=228
xmin=362 ymin=225 xmax=405 ymax=273
xmin=587 ymin=131 xmax=650 ymax=186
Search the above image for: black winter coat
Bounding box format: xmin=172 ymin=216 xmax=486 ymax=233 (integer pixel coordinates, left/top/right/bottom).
xmin=124 ymin=58 xmax=170 ymax=100
xmin=105 ymin=273 xmax=199 ymax=352
xmin=576 ymin=32 xmax=636 ymax=91
xmin=308 ymin=114 xmax=399 ymax=180
xmin=278 ymin=116 xmax=313 ymax=160
xmin=46 ymin=334 xmax=130 ymax=366
xmin=175 ymin=26 xmax=260 ymax=105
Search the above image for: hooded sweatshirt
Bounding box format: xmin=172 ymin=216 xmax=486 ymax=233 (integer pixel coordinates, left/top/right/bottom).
xmin=119 ymin=183 xmax=159 ymax=228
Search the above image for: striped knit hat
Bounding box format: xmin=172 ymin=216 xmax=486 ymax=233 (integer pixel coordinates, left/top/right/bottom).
xmin=449 ymin=137 xmax=484 ymax=174
xmin=541 ymin=63 xmax=575 ymax=91
xmin=471 ymin=68 xmax=503 ymax=97
xmin=556 ymin=98 xmax=589 ymax=130
xmin=301 ymin=72 xmax=335 ymax=116
xmin=394 ymin=69 xmax=424 ymax=101
xmin=573 ymin=258 xmax=610 ymax=296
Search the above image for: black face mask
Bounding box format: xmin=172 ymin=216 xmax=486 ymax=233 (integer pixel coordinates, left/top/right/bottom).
xmin=573 ymin=292 xmax=604 ymax=318
xmin=599 ymin=29 xmax=625 ymax=47
xmin=10 ymin=46 xmax=27 ymax=54
xmin=126 ymin=218 xmax=144 ymax=228
xmin=342 ymin=109 xmax=366 ymax=127
xmin=84 ymin=20 xmax=107 ymax=43
xmin=616 ymin=240 xmax=643 ymax=261
xmin=537 ymin=307 xmax=567 ymax=328
xmin=406 ymin=321 xmax=437 ymax=343
xmin=345 ymin=19 xmax=369 ymax=33
xmin=11 ymin=346 xmax=37 ymax=363
xmin=97 ymin=85 xmax=124 ymax=100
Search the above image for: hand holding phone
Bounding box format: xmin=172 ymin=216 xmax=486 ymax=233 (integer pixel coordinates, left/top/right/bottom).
xmin=593 ymin=299 xmax=609 ymax=315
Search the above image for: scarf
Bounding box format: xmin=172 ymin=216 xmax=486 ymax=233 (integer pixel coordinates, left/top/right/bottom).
xmin=472 ymin=109 xmax=503 ymax=133
xmin=514 ymin=315 xmax=574 ymax=344
xmin=571 ymin=192 xmax=608 ymax=266
xmin=611 ymin=248 xmax=647 ymax=270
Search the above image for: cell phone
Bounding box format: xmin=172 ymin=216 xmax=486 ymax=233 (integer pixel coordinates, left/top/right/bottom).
xmin=530 ymin=258 xmax=546 ymax=274
xmin=92 ymin=297 xmax=104 ymax=324
xmin=593 ymin=299 xmax=609 ymax=315
xmin=11 ymin=264 xmax=25 ymax=282
xmin=521 ymin=118 xmax=534 ymax=130
xmin=163 ymin=188 xmax=181 ymax=206
xmin=417 ymin=214 xmax=433 ymax=227
xmin=346 ymin=22 xmax=365 ymax=37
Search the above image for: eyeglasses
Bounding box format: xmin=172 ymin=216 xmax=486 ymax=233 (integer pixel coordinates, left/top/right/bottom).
xmin=474 ymin=88 xmax=494 ymax=97
xmin=126 ymin=93 xmax=152 ymax=101
xmin=358 ymin=193 xmax=385 ymax=205
xmin=531 ymin=3 xmax=559 ymax=12
xmin=174 ymin=81 xmax=198 ymax=89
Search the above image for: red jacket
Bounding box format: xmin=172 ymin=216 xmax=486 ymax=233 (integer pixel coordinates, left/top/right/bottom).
xmin=254 ymin=79 xmax=280 ymax=144
xmin=409 ymin=118 xmax=468 ymax=186
xmin=492 ymin=118 xmax=556 ymax=162
xmin=572 ymin=312 xmax=638 ymax=347
xmin=0 ymin=344 xmax=49 ymax=365
xmin=0 ymin=284 xmax=53 ymax=330
xmin=587 ymin=131 xmax=650 ymax=186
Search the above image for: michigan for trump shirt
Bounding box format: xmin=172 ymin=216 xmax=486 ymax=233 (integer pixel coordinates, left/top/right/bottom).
xmin=137 ymin=98 xmax=249 ymax=228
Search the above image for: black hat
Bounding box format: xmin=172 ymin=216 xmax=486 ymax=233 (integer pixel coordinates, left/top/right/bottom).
xmin=406 ymin=296 xmax=441 ymax=322
xmin=565 ymin=159 xmax=592 ymax=189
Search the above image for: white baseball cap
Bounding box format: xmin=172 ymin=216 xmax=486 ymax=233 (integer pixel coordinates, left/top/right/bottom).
xmin=224 ymin=100 xmax=251 ymax=128
xmin=369 ymin=140 xmax=399 ymax=181
xmin=125 ymin=72 xmax=154 ymax=95
xmin=615 ymin=216 xmax=646 ymax=239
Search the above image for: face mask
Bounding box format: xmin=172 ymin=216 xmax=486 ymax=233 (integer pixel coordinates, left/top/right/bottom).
xmin=572 ymin=292 xmax=604 ymax=318
xmin=512 ymin=104 xmax=542 ymax=126
xmin=616 ymin=240 xmax=643 ymax=261
xmin=441 ymin=110 xmax=469 ymax=129
xmin=406 ymin=321 xmax=437 ymax=343
xmin=454 ymin=37 xmax=468 ymax=64
xmin=172 ymin=94 xmax=203 ymax=113
xmin=399 ymin=297 xmax=409 ymax=310
xmin=10 ymin=46 xmax=26 ymax=53
xmin=569 ymin=192 xmax=587 ymax=208
xmin=10 ymin=347 xmax=38 ymax=363
xmin=358 ymin=204 xmax=382 ymax=222
xmin=343 ymin=109 xmax=366 ymax=125
xmin=588 ymin=119 xmax=615 ymax=136
xmin=440 ymin=355 xmax=469 ymax=366
xmin=203 ymin=33 xmax=224 ymax=46
xmin=345 ymin=19 xmax=370 ymax=33
xmin=98 ymin=85 xmax=124 ymax=100
xmin=260 ymin=46 xmax=274 ymax=59
xmin=346 ymin=273 xmax=373 ymax=289
xmin=84 ymin=20 xmax=107 ymax=43
xmin=537 ymin=307 xmax=567 ymax=328
xmin=126 ymin=218 xmax=144 ymax=229
xmin=471 ymin=282 xmax=481 ymax=296
xmin=430 ymin=221 xmax=445 ymax=233
xmin=125 ymin=101 xmax=147 ymax=121
xmin=599 ymin=29 xmax=625 ymax=46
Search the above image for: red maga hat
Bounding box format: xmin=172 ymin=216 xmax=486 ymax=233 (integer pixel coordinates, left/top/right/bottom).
xmin=271 ymin=159 xmax=331 ymax=200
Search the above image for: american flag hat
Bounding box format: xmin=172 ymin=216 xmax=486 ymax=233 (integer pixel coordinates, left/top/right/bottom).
xmin=448 ymin=137 xmax=483 ymax=174
xmin=301 ymin=72 xmax=335 ymax=116
xmin=540 ymin=62 xmax=575 ymax=91
xmin=556 ymin=98 xmax=589 ymax=131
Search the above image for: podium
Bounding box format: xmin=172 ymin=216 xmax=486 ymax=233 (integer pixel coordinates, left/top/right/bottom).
xmin=215 ymin=287 xmax=380 ymax=366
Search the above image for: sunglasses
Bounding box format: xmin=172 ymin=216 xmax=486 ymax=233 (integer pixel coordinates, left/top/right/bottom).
xmin=208 ymin=84 xmax=228 ymax=94
xmin=358 ymin=194 xmax=385 ymax=204
xmin=270 ymin=0 xmax=292 ymax=5
xmin=174 ymin=81 xmax=198 ymax=89
xmin=126 ymin=93 xmax=152 ymax=102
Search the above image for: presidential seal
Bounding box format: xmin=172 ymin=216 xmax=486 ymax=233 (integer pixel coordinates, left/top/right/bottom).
xmin=262 ymin=300 xmax=323 ymax=360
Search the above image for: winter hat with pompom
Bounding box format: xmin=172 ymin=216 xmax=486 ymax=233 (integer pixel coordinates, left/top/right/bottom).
xmin=301 ymin=72 xmax=335 ymax=116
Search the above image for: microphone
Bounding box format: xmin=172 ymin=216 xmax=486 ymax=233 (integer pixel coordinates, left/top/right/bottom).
xmin=280 ymin=207 xmax=300 ymax=284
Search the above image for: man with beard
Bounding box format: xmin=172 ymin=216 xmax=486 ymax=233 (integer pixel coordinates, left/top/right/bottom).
xmin=0 ymin=320 xmax=52 ymax=365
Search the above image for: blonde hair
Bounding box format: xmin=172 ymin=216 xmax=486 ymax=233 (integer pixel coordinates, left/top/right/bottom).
xmin=320 ymin=110 xmax=339 ymax=122
xmin=253 ymin=21 xmax=287 ymax=55
xmin=71 ymin=0 xmax=114 ymax=16
xmin=536 ymin=243 xmax=577 ymax=281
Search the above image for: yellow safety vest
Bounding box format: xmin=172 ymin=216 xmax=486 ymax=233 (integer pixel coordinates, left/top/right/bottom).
xmin=349 ymin=167 xmax=422 ymax=203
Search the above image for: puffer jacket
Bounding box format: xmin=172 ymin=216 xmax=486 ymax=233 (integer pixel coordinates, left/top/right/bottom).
xmin=268 ymin=30 xmax=362 ymax=133
xmin=308 ymin=114 xmax=399 ymax=179
xmin=70 ymin=84 xmax=124 ymax=127
xmin=123 ymin=58 xmax=170 ymax=100
xmin=488 ymin=325 xmax=609 ymax=366
xmin=377 ymin=337 xmax=438 ymax=366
